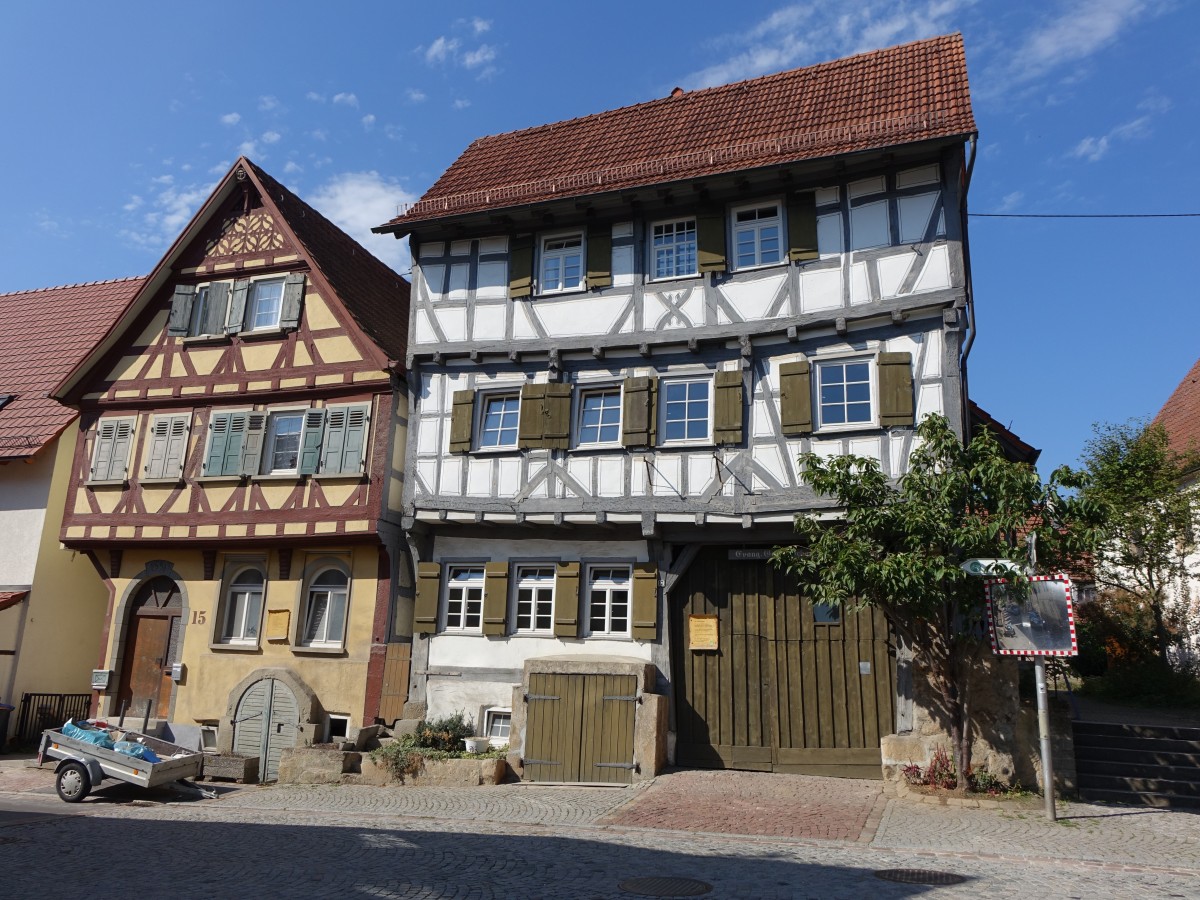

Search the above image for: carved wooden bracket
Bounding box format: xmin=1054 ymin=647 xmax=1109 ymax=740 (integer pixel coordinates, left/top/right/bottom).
xmin=108 ymin=549 xmax=123 ymax=580
xmin=278 ymin=548 xmax=293 ymax=581
xmin=202 ymin=550 xmax=217 ymax=581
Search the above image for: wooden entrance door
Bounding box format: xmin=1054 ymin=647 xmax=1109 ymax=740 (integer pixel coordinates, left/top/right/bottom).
xmin=116 ymin=577 xmax=182 ymax=720
xmin=523 ymin=672 xmax=638 ymax=784
xmin=233 ymin=677 xmax=299 ymax=782
xmin=671 ymin=548 xmax=896 ymax=778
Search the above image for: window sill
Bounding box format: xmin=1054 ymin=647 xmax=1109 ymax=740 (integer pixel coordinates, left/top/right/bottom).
xmin=181 ymin=334 xmax=231 ymax=345
xmin=313 ymin=471 xmax=367 ymax=481
xmin=139 ymin=476 xmax=185 ymax=485
xmin=471 ymin=445 xmax=521 ymax=455
xmin=291 ymin=644 xmax=347 ymax=656
xmin=533 ymin=287 xmax=586 ymax=299
xmin=252 ymin=473 xmax=305 ymax=482
xmin=239 ymin=326 xmax=290 ymax=341
xmin=86 ymin=479 xmax=128 ymax=488
xmin=196 ymin=474 xmax=244 ymax=483
xmin=657 ymin=440 xmax=715 ymax=450
xmin=647 ymin=273 xmax=702 ymax=285
xmin=813 ymin=422 xmax=880 ymax=436
xmin=572 ymin=442 xmax=623 ymax=453
xmin=209 ymin=640 xmax=262 ymax=652
xmin=583 ymin=633 xmax=633 ymax=641
xmin=730 ymin=260 xmax=788 ymax=274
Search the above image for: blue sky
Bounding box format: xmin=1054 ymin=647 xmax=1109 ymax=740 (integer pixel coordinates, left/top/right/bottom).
xmin=2 ymin=1 xmax=1196 ymax=476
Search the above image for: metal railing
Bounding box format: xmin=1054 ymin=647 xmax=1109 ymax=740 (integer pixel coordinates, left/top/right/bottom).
xmin=13 ymin=692 xmax=93 ymax=745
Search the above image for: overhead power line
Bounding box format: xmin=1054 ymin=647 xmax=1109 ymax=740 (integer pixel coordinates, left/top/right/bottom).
xmin=970 ymin=212 xmax=1200 ymax=218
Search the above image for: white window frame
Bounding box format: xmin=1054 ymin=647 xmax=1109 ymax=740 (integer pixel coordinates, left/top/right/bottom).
xmin=730 ymin=200 xmax=784 ymax=271
xmin=574 ymin=385 xmax=623 ymax=448
xmin=259 ymin=407 xmax=307 ymax=475
xmin=814 ymin=355 xmax=877 ymax=432
xmin=476 ymin=391 xmax=521 ymax=451
xmin=443 ymin=566 xmax=484 ymax=633
xmin=511 ymin=565 xmax=556 ymax=635
xmin=658 ymin=376 xmax=714 ymax=446
xmin=187 ymin=283 xmax=213 ymax=337
xmin=586 ymin=564 xmax=632 ymax=638
xmin=301 ymin=566 xmax=351 ymax=648
xmin=220 ymin=566 xmax=266 ymax=646
xmin=483 ymin=707 xmax=511 ymax=746
xmin=538 ymin=231 xmax=585 ymax=295
xmin=649 ymin=217 xmax=698 ymax=281
xmin=247 ymin=275 xmax=287 ymax=331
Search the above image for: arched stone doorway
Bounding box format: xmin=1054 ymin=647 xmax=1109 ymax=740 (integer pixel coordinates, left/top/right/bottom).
xmin=233 ymin=677 xmax=300 ymax=782
xmin=115 ymin=576 xmax=183 ymax=721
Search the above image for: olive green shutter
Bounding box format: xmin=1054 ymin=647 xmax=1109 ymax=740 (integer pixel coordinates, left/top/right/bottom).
xmin=203 ymin=412 xmax=232 ymax=476
xmin=414 ymin=562 xmax=442 ymax=633
xmin=219 ymin=412 xmax=247 ymax=476
xmin=621 ymin=376 xmax=656 ymax=447
xmin=779 ymin=360 xmax=813 ymax=435
xmin=226 ymin=279 xmax=250 ymax=333
xmin=631 ymin=562 xmax=659 ymax=640
xmin=787 ymin=192 xmax=819 ymax=261
xmin=586 ymin=223 xmax=612 ymax=289
xmin=519 ymin=383 xmax=548 ymax=449
xmin=696 ymin=207 xmax=727 ymax=273
xmin=279 ymin=272 xmax=306 ymax=329
xmin=713 ymin=370 xmax=744 ymax=446
xmin=204 ymin=282 xmax=230 ymax=336
xmin=167 ymin=285 xmax=196 ymax=336
xmin=240 ymin=412 xmax=268 ymax=476
xmin=509 ymin=234 xmax=534 ymax=298
xmin=878 ymin=352 xmax=915 ymax=427
xmin=542 ymin=383 xmax=572 ymax=449
xmin=553 ymin=561 xmax=580 ymax=638
xmin=335 ymin=404 xmax=370 ymax=474
xmin=297 ymin=408 xmax=326 ymax=475
xmin=482 ymin=562 xmax=509 ymax=636
xmin=448 ymin=390 xmax=475 ymax=453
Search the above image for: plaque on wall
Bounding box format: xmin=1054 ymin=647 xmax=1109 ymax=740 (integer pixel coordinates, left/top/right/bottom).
xmin=689 ymin=614 xmax=719 ymax=651
xmin=266 ymin=609 xmax=291 ymax=641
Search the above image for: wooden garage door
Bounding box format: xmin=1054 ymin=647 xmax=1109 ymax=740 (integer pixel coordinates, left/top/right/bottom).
xmin=523 ymin=673 xmax=637 ymax=784
xmin=671 ymin=548 xmax=896 ymax=778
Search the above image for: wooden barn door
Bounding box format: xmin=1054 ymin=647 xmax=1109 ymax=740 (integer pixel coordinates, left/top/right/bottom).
xmin=671 ymin=548 xmax=896 ymax=778
xmin=233 ymin=677 xmax=299 ymax=782
xmin=523 ymin=672 xmax=637 ymax=784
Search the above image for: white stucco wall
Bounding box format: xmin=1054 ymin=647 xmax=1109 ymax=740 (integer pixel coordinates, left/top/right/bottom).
xmin=0 ymin=450 xmax=54 ymax=585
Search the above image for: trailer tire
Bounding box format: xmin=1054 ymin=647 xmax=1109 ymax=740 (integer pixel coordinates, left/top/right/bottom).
xmin=56 ymin=762 xmax=91 ymax=803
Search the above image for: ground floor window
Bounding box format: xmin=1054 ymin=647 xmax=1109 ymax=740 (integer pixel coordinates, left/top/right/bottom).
xmin=222 ymin=567 xmax=265 ymax=644
xmin=303 ymin=568 xmax=349 ymax=647
xmin=444 ymin=566 xmax=484 ymax=632
xmin=513 ymin=565 xmax=555 ymax=633
xmin=587 ymin=565 xmax=631 ymax=636
xmin=485 ymin=708 xmax=511 ymax=744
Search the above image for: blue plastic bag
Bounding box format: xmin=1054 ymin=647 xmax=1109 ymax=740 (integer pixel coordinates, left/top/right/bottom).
xmin=62 ymin=720 xmax=114 ymax=750
xmin=113 ymin=741 xmax=160 ymax=763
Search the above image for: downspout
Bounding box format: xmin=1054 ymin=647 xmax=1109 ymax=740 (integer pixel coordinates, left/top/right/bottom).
xmin=958 ymin=132 xmax=979 ymax=438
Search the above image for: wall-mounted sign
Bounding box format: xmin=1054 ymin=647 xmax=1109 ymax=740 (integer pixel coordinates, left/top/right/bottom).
xmin=266 ymin=609 xmax=291 ymax=641
xmin=90 ymin=670 xmax=111 ymax=690
xmin=729 ymin=549 xmax=773 ymax=561
xmin=689 ymin=615 xmax=719 ymax=651
xmin=985 ymin=575 xmax=1078 ymax=657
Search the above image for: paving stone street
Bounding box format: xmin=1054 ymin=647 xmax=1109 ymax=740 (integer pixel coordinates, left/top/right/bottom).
xmin=2 ymin=763 xmax=1198 ymax=898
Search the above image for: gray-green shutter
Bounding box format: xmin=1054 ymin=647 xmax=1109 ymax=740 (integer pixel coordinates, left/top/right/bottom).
xmin=519 ymin=383 xmax=548 ymax=449
xmin=632 ymin=562 xmax=658 ymax=640
xmin=205 ymin=282 xmax=230 ymax=336
xmin=167 ymin=285 xmax=196 ymax=336
xmin=542 ymin=384 xmax=571 ymax=450
xmin=338 ymin=404 xmax=369 ymax=473
xmin=586 ymin=223 xmax=612 ymax=289
xmin=239 ymin=412 xmax=267 ymax=476
xmin=713 ymin=370 xmax=744 ymax=445
xmin=226 ymin=279 xmax=250 ymax=333
xmin=320 ymin=407 xmax=347 ymax=473
xmin=448 ymin=390 xmax=475 ymax=453
xmin=107 ymin=419 xmax=134 ymax=481
xmin=509 ymin=234 xmax=533 ymax=298
xmin=143 ymin=417 xmax=172 ymax=479
xmin=91 ymin=420 xmax=118 ymax=481
xmin=219 ymin=412 xmax=248 ymax=476
xmin=414 ymin=562 xmax=441 ymax=634
xmin=297 ymin=408 xmax=326 ymax=475
xmin=163 ymin=414 xmax=189 ymax=478
xmin=878 ymin=352 xmax=915 ymax=427
xmin=553 ymin=561 xmax=580 ymax=638
xmin=621 ymin=376 xmax=656 ymax=447
xmin=696 ymin=207 xmax=727 ymax=273
xmin=779 ymin=360 xmax=813 ymax=435
xmin=482 ymin=562 xmax=509 ymax=636
xmin=279 ymin=273 xmax=306 ymax=329
xmin=787 ymin=192 xmax=819 ymax=261
xmin=203 ymin=412 xmax=232 ymax=476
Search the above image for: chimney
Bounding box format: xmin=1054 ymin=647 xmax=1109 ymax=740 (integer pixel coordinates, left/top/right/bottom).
xmin=670 ymin=87 xmax=685 ymax=98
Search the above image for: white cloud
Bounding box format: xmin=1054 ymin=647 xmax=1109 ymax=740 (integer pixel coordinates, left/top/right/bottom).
xmin=238 ymin=140 xmax=258 ymax=157
xmin=262 ymin=131 xmax=282 ymax=144
xmin=122 ymin=195 xmax=143 ymax=212
xmin=453 ymin=98 xmax=471 ymax=110
xmin=152 ymin=174 xmax=174 ymax=186
xmin=362 ymin=114 xmax=376 ymax=130
xmin=208 ymin=160 xmax=231 ymax=175
xmin=306 ymin=91 xmax=326 ymax=102
xmin=424 ymin=36 xmax=460 ymax=64
xmin=310 ymin=128 xmax=328 ymax=142
xmin=306 ymin=171 xmax=417 ymax=272
xmin=462 ymin=44 xmax=497 ymax=69
xmin=469 ymin=17 xmax=490 ymax=35
xmin=333 ymin=92 xmax=359 ymax=108
xmin=1138 ymin=93 xmax=1173 ymax=115
xmin=1070 ymin=115 xmax=1150 ymax=162
xmin=406 ymin=88 xmax=427 ymax=103
xmin=284 ymin=160 xmax=303 ymax=175
xmin=996 ymin=191 xmax=1024 ymax=212
xmin=220 ymin=112 xmax=241 ymax=125
xmin=121 ymin=179 xmax=217 ymax=251
xmin=259 ymin=95 xmax=280 ymax=111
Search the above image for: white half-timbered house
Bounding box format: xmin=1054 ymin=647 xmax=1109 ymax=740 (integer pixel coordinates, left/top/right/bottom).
xmin=376 ymin=35 xmax=980 ymax=780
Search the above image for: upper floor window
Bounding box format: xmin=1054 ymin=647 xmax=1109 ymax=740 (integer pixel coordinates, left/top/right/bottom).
xmin=444 ymin=566 xmax=484 ymax=632
xmin=731 ymin=202 xmax=783 ymax=270
xmin=187 ymin=286 xmax=213 ymax=337
xmin=261 ymin=411 xmax=304 ymax=475
xmin=247 ymin=277 xmax=285 ymax=330
xmin=478 ymin=393 xmax=520 ymax=449
xmin=203 ymin=402 xmax=371 ymax=479
xmin=587 ymin=565 xmax=630 ymax=636
xmin=513 ymin=565 xmax=555 ymax=634
xmin=817 ymin=359 xmax=873 ymax=428
xmin=303 ymin=568 xmax=350 ymax=647
xmin=651 ymin=218 xmax=697 ymax=280
xmin=660 ymin=377 xmax=712 ymax=444
xmin=576 ymin=387 xmax=622 ymax=447
xmin=167 ymin=273 xmax=304 ymax=339
xmin=539 ymin=232 xmax=584 ymax=293
xmin=222 ymin=567 xmax=265 ymax=645
xmin=88 ymin=416 xmax=136 ymax=483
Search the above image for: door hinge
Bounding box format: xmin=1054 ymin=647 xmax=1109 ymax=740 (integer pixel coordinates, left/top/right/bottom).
xmin=523 ymin=693 xmax=559 ymax=702
xmin=594 ymin=761 xmax=637 ymax=770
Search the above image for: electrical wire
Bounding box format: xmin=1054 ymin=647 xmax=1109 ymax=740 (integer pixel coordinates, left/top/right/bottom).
xmin=970 ymin=212 xmax=1200 ymax=218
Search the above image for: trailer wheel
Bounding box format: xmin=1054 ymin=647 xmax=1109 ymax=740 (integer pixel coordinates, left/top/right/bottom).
xmin=56 ymin=762 xmax=91 ymax=803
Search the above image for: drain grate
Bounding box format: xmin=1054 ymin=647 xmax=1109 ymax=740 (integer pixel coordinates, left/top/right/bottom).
xmin=875 ymin=868 xmax=967 ymax=885
xmin=619 ymin=876 xmax=713 ymax=897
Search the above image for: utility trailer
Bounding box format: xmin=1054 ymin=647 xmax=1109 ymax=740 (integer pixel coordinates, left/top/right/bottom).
xmin=37 ymin=721 xmax=209 ymax=803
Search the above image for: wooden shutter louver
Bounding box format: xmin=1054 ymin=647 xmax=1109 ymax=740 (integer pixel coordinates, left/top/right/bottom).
xmin=631 ymin=562 xmax=659 ymax=640
xmin=298 ymin=408 xmax=326 ymax=475
xmin=509 ymin=234 xmax=534 ymax=298
xmin=519 ymin=383 xmax=548 ymax=449
xmin=696 ymin=208 xmax=727 ymax=273
xmin=203 ymin=412 xmax=231 ymax=476
xmin=239 ymin=413 xmax=267 ymax=476
xmin=91 ymin=418 xmax=132 ymax=482
xmin=779 ymin=360 xmax=813 ymax=435
xmin=621 ymin=376 xmax=656 ymax=448
xmin=340 ymin=405 xmax=369 ymax=474
xmin=220 ymin=412 xmax=249 ymax=476
xmin=226 ymin=279 xmax=250 ymax=333
xmin=164 ymin=415 xmax=189 ymax=478
xmin=448 ymin=390 xmax=475 ymax=454
xmin=553 ymin=561 xmax=580 ymax=638
xmin=878 ymin=352 xmax=915 ymax=427
xmin=713 ymin=370 xmax=744 ymax=446
xmin=279 ymin=272 xmax=306 ymax=329
xmin=586 ymin=223 xmax=612 ymax=289
xmin=542 ymin=383 xmax=572 ymax=450
xmin=787 ymin=192 xmax=820 ymax=261
xmin=205 ymin=282 xmax=231 ymax=336
xmin=144 ymin=414 xmax=188 ymax=479
xmin=482 ymin=562 xmax=509 ymax=636
xmin=414 ymin=562 xmax=442 ymax=633
xmin=167 ymin=285 xmax=196 ymax=336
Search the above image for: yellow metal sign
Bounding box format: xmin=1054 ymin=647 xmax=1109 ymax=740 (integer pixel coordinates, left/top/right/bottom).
xmin=689 ymin=614 xmax=719 ymax=651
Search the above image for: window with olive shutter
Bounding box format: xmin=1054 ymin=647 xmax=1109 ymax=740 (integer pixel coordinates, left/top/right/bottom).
xmin=696 ymin=207 xmax=727 ymax=273
xmin=167 ymin=285 xmax=196 ymax=337
xmin=414 ymin=562 xmax=441 ymax=633
xmin=482 ymin=561 xmax=509 ymax=636
xmin=877 ymin=352 xmax=915 ymax=426
xmin=787 ymin=192 xmax=820 ymax=261
xmin=713 ymin=370 xmax=744 ymax=446
xmin=621 ymin=376 xmax=656 ymax=447
xmin=448 ymin=390 xmax=475 ymax=453
xmin=519 ymin=383 xmax=547 ymax=450
xmin=631 ymin=562 xmax=659 ymax=640
xmin=586 ymin=223 xmax=612 ymax=289
xmin=553 ymin=561 xmax=580 ymax=638
xmin=509 ymin=234 xmax=534 ymax=298
xmin=778 ymin=360 xmax=813 ymax=435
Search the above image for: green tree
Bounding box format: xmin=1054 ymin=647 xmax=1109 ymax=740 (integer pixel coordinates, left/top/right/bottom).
xmin=773 ymin=414 xmax=1090 ymax=788
xmin=1061 ymin=420 xmax=1200 ymax=662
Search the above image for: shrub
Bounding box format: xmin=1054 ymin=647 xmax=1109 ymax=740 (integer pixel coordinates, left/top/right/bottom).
xmin=925 ymin=745 xmax=957 ymax=790
xmin=411 ymin=711 xmax=475 ymax=751
xmin=902 ymin=763 xmax=926 ymax=786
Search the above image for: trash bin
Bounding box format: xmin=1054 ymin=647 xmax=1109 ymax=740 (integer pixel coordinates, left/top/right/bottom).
xmin=0 ymin=703 xmax=13 ymax=754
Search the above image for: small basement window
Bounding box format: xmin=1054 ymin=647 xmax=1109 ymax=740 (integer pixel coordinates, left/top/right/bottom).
xmin=327 ymin=714 xmax=351 ymax=743
xmin=484 ymin=708 xmax=511 ymax=745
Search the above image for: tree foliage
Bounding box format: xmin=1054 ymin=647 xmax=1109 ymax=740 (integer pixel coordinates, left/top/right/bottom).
xmin=773 ymin=413 xmax=1092 ymax=788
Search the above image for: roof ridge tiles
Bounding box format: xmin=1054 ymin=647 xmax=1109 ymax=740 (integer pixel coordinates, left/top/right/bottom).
xmin=0 ymin=274 xmax=145 ymax=299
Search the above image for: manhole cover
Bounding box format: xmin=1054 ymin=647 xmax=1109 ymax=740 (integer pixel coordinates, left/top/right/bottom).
xmin=874 ymin=869 xmax=967 ymax=885
xmin=619 ymin=876 xmax=713 ymax=897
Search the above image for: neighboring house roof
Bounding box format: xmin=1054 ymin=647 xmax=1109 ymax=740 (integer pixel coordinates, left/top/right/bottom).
xmin=0 ymin=277 xmax=143 ymax=460
xmin=1154 ymin=356 xmax=1200 ymax=461
xmin=380 ymin=33 xmax=975 ymax=230
xmin=969 ymin=402 xmax=1041 ymax=465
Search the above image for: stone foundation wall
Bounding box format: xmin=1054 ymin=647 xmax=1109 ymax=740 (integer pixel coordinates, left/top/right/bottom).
xmin=277 ymin=747 xmax=508 ymax=786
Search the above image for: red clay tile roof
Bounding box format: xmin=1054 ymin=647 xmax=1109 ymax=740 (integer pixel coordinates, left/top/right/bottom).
xmin=0 ymin=277 xmax=142 ymax=460
xmin=969 ymin=401 xmax=1041 ymax=465
xmin=382 ymin=33 xmax=975 ymax=229
xmin=249 ymin=161 xmax=410 ymax=362
xmin=1154 ymin=357 xmax=1200 ymax=460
